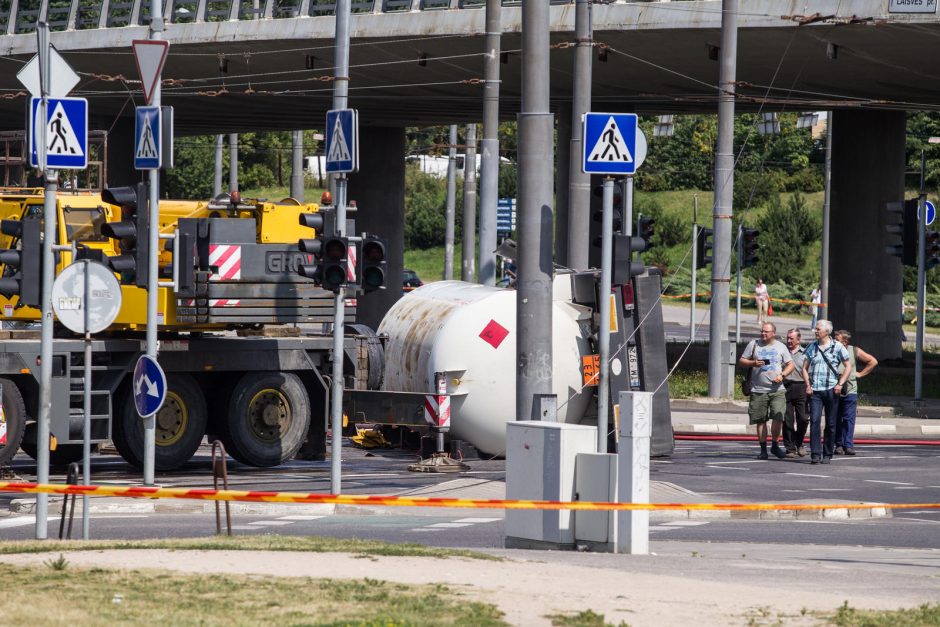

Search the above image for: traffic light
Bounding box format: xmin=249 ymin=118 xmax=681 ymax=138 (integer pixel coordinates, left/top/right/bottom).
xmin=927 ymin=230 xmax=940 ymax=269
xmin=885 ymin=199 xmax=918 ymax=267
xmin=360 ymin=235 xmax=387 ymax=292
xmin=611 ymin=235 xmax=647 ymax=285
xmin=0 ymin=216 xmax=42 ymax=308
xmin=319 ymin=236 xmax=349 ymax=292
xmin=592 ymin=183 xmax=624 ymax=232
xmin=101 ymin=184 xmax=150 ymax=287
xmin=695 ymin=227 xmax=714 ymax=270
xmin=638 ymin=215 xmax=655 ymax=246
xmin=297 ymin=208 xmax=336 ymax=281
xmin=741 ymin=227 xmax=759 ymax=268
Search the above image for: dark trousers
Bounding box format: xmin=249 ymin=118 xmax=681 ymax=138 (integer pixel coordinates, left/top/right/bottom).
xmin=809 ymin=389 xmax=840 ymax=458
xmin=783 ymin=382 xmax=808 ymax=451
xmin=837 ymin=394 xmax=858 ymax=449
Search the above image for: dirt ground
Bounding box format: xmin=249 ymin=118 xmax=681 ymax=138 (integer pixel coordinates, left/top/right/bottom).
xmin=0 ymin=548 xmax=935 ymax=626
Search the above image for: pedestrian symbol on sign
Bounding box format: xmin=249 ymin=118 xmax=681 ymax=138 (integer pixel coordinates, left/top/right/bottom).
xmin=328 ymin=115 xmax=351 ymax=163
xmin=136 ymin=113 xmax=158 ymax=159
xmin=134 ymin=106 xmax=162 ymax=170
xmin=588 ymin=117 xmax=633 ymax=164
xmin=46 ymin=102 xmax=85 ymax=158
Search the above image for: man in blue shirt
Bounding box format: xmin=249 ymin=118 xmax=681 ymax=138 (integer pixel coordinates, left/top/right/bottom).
xmin=801 ymin=320 xmax=851 ymax=464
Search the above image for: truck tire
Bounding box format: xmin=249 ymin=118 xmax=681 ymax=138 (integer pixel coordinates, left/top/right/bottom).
xmin=112 ymin=374 xmax=208 ymax=471
xmin=344 ymin=324 xmax=384 ymax=390
xmin=224 ymin=372 xmax=309 ymax=467
xmin=0 ymin=378 xmax=26 ymax=466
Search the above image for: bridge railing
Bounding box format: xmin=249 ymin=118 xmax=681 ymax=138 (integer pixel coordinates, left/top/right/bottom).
xmin=0 ymin=0 xmax=628 ymax=35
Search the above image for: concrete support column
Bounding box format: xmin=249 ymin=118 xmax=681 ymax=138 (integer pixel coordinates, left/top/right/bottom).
xmin=348 ymin=126 xmax=405 ymax=330
xmin=829 ymin=110 xmax=906 ymax=360
xmin=555 ymin=102 xmax=571 ymax=268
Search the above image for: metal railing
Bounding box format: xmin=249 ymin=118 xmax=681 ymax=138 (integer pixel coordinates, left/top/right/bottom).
xmin=0 ymin=0 xmax=603 ymax=35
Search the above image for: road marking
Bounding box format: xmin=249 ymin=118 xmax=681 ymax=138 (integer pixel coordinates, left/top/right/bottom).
xmin=278 ymin=515 xmax=325 ymax=521
xmin=649 ymin=526 xmax=678 ymax=531
xmin=892 ymin=486 xmax=923 ymax=490
xmin=903 ymin=510 xmax=940 ymax=515
xmin=784 ymin=473 xmax=831 ymax=478
xmin=706 ymin=465 xmax=748 ymax=471
xmin=662 ymin=521 xmax=709 ymax=527
xmin=229 ymin=525 xmax=259 ymax=531
xmin=896 ymin=517 xmax=940 ymax=525
xmin=706 ymin=460 xmax=763 ymax=464
xmin=454 ymin=517 xmax=501 ymax=524
xmin=0 ymin=517 xmax=39 ymax=529
xmin=425 ymin=522 xmax=473 ymax=528
xmin=409 ymin=528 xmax=444 ymax=532
xmin=781 ymin=488 xmax=853 ymax=492
xmin=864 ymin=480 xmax=914 ymax=486
xmin=247 ymin=520 xmax=294 ymax=526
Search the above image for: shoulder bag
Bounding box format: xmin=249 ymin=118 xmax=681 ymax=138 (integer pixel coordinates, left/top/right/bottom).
xmin=741 ymin=343 xmax=755 ymax=397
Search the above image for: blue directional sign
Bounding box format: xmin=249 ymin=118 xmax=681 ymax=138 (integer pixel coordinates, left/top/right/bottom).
xmin=926 ymin=200 xmax=936 ymax=226
xmin=134 ymin=106 xmax=162 ymax=170
xmin=29 ymin=97 xmax=88 ymax=169
xmin=325 ymin=108 xmax=358 ymax=173
xmin=133 ymin=354 xmax=167 ymax=418
xmin=582 ymin=112 xmax=638 ymax=176
xmin=497 ymin=198 xmax=516 ymax=235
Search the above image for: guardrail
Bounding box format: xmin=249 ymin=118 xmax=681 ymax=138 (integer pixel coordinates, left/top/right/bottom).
xmin=0 ymin=0 xmax=625 ymax=36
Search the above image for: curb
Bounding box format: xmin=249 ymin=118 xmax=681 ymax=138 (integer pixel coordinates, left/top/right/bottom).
xmin=651 ymin=503 xmax=891 ymax=521
xmin=675 ymin=424 xmax=940 ymax=436
xmin=669 ymin=399 xmax=940 ymax=421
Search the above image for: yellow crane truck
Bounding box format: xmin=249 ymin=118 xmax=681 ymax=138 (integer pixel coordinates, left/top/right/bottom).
xmin=0 ymin=187 xmax=382 ymax=470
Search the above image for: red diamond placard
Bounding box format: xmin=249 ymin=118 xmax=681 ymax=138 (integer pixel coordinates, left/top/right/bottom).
xmin=479 ymin=319 xmax=509 ymax=349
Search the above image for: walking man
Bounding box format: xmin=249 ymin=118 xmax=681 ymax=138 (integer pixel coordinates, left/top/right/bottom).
xmin=802 ymin=320 xmax=851 ymax=464
xmin=782 ymin=328 xmax=808 ymax=457
xmin=739 ymin=323 xmax=793 ymax=460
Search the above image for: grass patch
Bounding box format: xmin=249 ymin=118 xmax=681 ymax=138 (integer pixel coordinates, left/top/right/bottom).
xmin=828 ymin=601 xmax=940 ymax=626
xmin=0 ymin=562 xmax=506 ymax=626
xmin=0 ymin=535 xmax=500 ymax=561
xmin=548 ymin=608 xmax=627 ymax=626
xmin=241 ymin=184 xmax=327 ymax=202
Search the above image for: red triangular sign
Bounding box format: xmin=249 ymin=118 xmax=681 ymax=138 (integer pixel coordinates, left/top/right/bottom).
xmin=133 ymin=40 xmax=169 ymax=105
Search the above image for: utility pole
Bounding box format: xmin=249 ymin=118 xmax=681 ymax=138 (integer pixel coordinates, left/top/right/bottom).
xmin=229 ymin=133 xmax=238 ymax=191
xmin=444 ymin=124 xmax=457 ymax=280
xmin=329 ymin=0 xmax=351 ymax=495
xmin=820 ymin=113 xmax=833 ymax=316
xmin=291 ymin=130 xmax=304 ymax=202
xmin=213 ymin=134 xmax=223 ymax=197
xmin=916 ymin=151 xmax=927 ymax=399
xmin=566 ymin=0 xmax=592 ymax=270
xmin=462 ymin=123 xmax=478 ymax=282
xmin=516 ymin=0 xmax=554 ymax=421
xmin=142 ymin=0 xmax=165 ymax=486
xmin=707 ymin=0 xmax=738 ymax=398
xmin=478 ymin=0 xmax=501 ymax=286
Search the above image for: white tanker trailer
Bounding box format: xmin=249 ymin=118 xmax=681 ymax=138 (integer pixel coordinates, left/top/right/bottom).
xmin=377 ymin=275 xmax=596 ymax=456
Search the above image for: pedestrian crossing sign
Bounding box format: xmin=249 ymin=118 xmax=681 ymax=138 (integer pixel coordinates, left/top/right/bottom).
xmin=29 ymin=96 xmax=88 ymax=170
xmin=582 ymin=112 xmax=638 ymax=175
xmin=134 ymin=105 xmax=161 ymax=170
xmin=325 ymin=108 xmax=358 ymax=173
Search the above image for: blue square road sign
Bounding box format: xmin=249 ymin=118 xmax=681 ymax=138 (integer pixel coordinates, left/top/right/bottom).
xmin=134 ymin=106 xmax=162 ymax=170
xmin=29 ymin=97 xmax=88 ymax=170
xmin=325 ymin=108 xmax=358 ymax=174
xmin=582 ymin=112 xmax=638 ymax=176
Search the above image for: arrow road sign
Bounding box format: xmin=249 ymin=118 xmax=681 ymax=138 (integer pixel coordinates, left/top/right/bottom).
xmin=926 ymin=200 xmax=936 ymax=226
xmin=16 ymin=46 xmax=80 ymax=98
xmin=133 ymin=40 xmax=169 ymax=105
xmin=133 ymin=354 xmax=167 ymax=418
xmin=325 ymin=108 xmax=358 ymax=173
xmin=29 ymin=97 xmax=88 ymax=169
xmin=583 ymin=112 xmax=644 ymax=176
xmin=134 ymin=106 xmax=162 ymax=170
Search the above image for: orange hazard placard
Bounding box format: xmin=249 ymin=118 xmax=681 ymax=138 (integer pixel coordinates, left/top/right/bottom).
xmin=582 ymin=354 xmax=599 ymax=386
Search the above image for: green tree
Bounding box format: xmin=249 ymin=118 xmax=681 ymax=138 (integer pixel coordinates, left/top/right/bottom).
xmin=751 ymin=192 xmax=817 ymax=283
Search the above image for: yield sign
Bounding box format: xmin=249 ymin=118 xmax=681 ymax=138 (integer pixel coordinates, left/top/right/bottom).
xmin=133 ymin=39 xmax=169 ymax=105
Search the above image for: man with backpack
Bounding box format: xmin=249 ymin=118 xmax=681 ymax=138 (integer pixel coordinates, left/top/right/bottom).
xmin=801 ymin=320 xmax=851 ymax=464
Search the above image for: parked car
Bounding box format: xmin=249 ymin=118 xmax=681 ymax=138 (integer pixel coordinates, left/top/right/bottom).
xmin=403 ymin=269 xmax=424 ymax=290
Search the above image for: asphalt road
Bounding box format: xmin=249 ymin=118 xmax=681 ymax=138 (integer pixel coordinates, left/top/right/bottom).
xmin=2 ymin=441 xmax=939 ymax=550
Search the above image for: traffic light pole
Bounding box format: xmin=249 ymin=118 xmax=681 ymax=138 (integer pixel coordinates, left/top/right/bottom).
xmin=142 ymin=0 xmax=164 ymax=488
xmin=690 ymin=224 xmax=697 ymax=342
xmin=35 ymin=23 xmax=53 ymax=540
xmin=735 ymin=223 xmax=742 ymax=344
xmin=597 ymin=178 xmax=614 ymax=453
xmin=330 ymin=0 xmax=351 ymax=495
xmin=916 ymin=193 xmax=926 ymax=400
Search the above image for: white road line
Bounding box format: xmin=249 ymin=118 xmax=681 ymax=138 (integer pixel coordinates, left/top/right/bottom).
xmin=706 ymin=460 xmax=764 ymax=465
xmin=247 ymin=521 xmax=295 ymax=526
xmin=454 ymin=517 xmax=501 ymax=524
xmin=425 ymin=522 xmax=473 ymax=528
xmin=0 ymin=517 xmax=41 ymax=529
xmin=277 ymin=515 xmax=325 ymax=521
xmin=409 ymin=528 xmax=444 ymax=532
xmin=892 ymin=487 xmax=923 ymax=490
xmin=229 ymin=525 xmax=258 ymax=531
xmin=896 ymin=517 xmax=940 ymax=525
xmin=662 ymin=521 xmax=709 ymax=527
xmin=649 ymin=526 xmax=678 ymax=531
xmin=904 ymin=510 xmax=940 ymax=515
xmin=927 ymin=486 xmax=940 ymax=489
xmin=864 ymin=480 xmax=914 ymax=486
xmin=782 ymin=488 xmax=853 ymax=492
xmin=784 ymin=473 xmax=831 ymax=478
xmin=706 ymin=465 xmax=748 ymax=471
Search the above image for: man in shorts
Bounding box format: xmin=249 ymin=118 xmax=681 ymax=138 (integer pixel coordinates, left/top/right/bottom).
xmin=739 ymin=323 xmax=794 ymax=460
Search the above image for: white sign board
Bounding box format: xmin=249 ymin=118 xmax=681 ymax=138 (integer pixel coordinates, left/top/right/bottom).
xmin=16 ymin=47 xmax=81 ymax=98
xmin=889 ymin=0 xmax=937 ymax=13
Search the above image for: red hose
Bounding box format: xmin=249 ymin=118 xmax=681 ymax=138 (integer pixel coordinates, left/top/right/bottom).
xmin=675 ymin=433 xmax=940 ymax=446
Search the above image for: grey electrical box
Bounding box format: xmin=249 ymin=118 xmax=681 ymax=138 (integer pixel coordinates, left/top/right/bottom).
xmin=504 ymin=421 xmax=597 ymax=550
xmin=574 ymin=453 xmax=618 ymax=551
